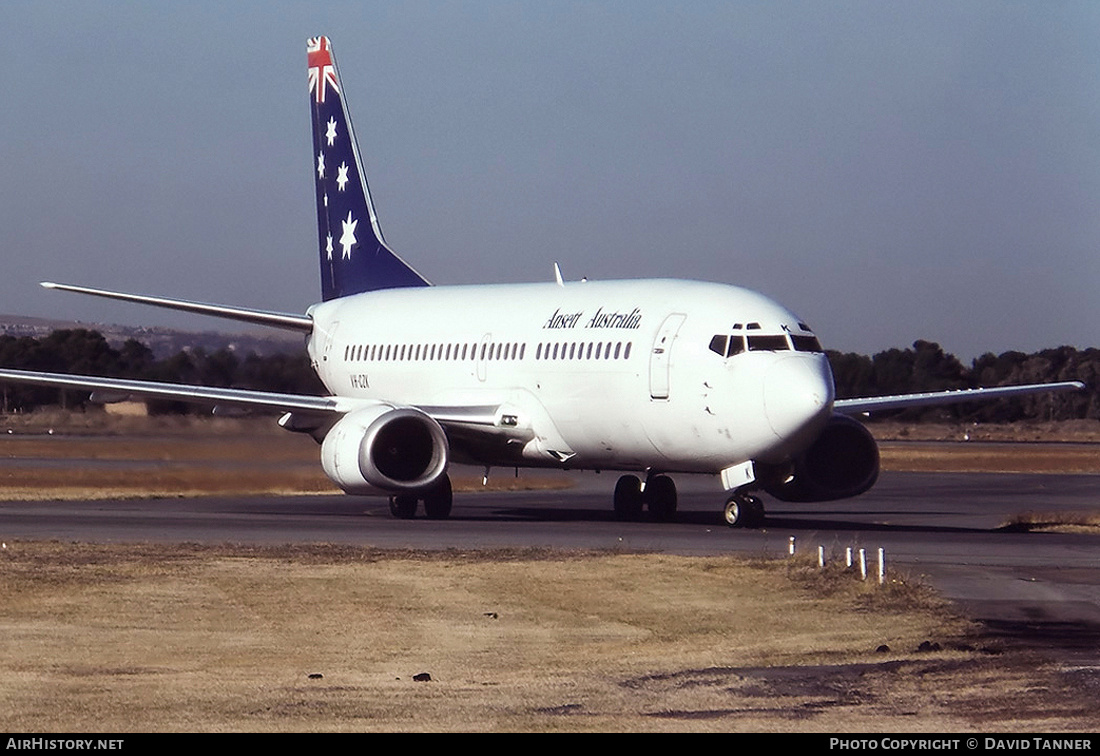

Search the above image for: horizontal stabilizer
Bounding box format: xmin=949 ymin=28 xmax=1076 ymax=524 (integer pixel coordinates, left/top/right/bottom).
xmin=41 ymin=282 xmax=313 ymax=332
xmin=834 ymin=381 xmax=1085 ymax=414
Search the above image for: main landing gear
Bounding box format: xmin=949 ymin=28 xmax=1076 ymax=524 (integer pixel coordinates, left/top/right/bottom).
xmin=613 ymin=473 xmax=678 ymax=522
xmin=388 ymin=475 xmax=453 ymax=520
xmin=612 ymin=474 xmax=766 ymax=528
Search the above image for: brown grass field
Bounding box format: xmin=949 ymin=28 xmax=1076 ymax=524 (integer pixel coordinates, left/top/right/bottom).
xmin=0 ymin=412 xmax=1098 ymax=731
xmin=2 ymin=541 xmax=1098 ymax=732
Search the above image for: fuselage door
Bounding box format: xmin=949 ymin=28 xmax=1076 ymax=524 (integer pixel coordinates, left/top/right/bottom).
xmin=649 ymin=313 xmax=686 ymax=400
xmin=476 ymin=333 xmax=492 ymax=382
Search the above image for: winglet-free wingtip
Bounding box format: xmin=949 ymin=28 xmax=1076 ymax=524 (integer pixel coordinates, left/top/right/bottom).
xmin=40 ymin=281 xmax=58 ymax=289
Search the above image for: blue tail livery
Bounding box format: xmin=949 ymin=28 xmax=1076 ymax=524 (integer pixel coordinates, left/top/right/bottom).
xmin=307 ymin=36 xmax=430 ymax=300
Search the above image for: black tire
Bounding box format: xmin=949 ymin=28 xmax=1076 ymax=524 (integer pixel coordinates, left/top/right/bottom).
xmin=613 ymin=475 xmax=644 ymax=520
xmin=645 ymin=475 xmax=678 ymax=521
xmin=746 ymin=496 xmax=766 ymax=528
xmin=390 ymin=495 xmax=418 ymax=519
xmin=423 ymin=475 xmax=453 ymax=520
xmin=724 ymin=494 xmax=764 ymax=529
xmin=723 ymin=496 xmax=744 ymax=528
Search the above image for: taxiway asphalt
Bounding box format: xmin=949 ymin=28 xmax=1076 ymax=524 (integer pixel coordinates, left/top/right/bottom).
xmin=3 ymin=470 xmax=1099 ymax=661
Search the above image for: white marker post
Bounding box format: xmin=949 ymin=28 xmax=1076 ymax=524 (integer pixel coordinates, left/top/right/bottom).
xmin=878 ymin=548 xmax=886 ymax=585
xmin=859 ymin=548 xmax=867 ymax=581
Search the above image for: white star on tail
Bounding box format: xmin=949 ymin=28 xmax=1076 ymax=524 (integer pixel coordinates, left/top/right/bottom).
xmin=326 ymin=118 xmax=338 ymax=146
xmin=339 ymin=211 xmax=358 ymax=259
xmin=326 ymin=234 xmax=333 ymax=260
xmin=317 ymin=151 xmax=325 ymax=178
xmin=336 ymin=162 xmax=349 ymax=191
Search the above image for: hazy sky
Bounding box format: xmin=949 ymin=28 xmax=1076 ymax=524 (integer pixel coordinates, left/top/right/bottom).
xmin=2 ymin=1 xmax=1097 ymax=361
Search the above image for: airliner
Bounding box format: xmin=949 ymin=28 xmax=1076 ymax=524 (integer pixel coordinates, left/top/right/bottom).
xmin=0 ymin=37 xmax=1083 ymax=527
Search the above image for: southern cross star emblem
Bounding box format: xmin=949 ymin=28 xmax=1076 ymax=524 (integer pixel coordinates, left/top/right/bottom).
xmin=339 ymin=211 xmax=358 ymax=259
xmin=336 ymin=162 xmax=349 ymax=191
xmin=326 ymin=118 xmax=338 ymax=146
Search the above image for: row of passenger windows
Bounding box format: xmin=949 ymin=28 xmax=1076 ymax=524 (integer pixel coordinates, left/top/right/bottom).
xmin=343 ymin=341 xmax=635 ymax=363
xmin=708 ymin=332 xmax=823 ymax=357
xmin=345 ymin=342 xmax=525 ymax=362
xmin=535 ymin=341 xmax=632 ymax=361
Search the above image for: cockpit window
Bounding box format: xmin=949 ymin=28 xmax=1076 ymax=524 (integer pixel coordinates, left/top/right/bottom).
xmin=713 ymin=332 xmax=794 ymax=355
xmin=790 ymin=334 xmax=823 ymax=352
xmin=747 ymin=335 xmax=790 ymax=351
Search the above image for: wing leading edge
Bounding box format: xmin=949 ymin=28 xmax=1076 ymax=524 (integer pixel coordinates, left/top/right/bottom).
xmin=833 ymin=381 xmax=1085 ymax=414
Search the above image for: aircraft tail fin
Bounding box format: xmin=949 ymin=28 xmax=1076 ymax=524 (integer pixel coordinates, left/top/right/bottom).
xmin=307 ymin=36 xmax=430 ymax=300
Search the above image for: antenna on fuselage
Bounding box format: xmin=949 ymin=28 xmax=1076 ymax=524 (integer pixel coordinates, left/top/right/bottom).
xmin=553 ymin=263 xmax=565 ymax=287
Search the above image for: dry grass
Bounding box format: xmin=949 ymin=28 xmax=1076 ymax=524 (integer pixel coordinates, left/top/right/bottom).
xmin=1000 ymin=510 xmax=1100 ymax=534
xmin=870 ymin=419 xmax=1100 ymax=444
xmin=878 ymin=441 xmax=1100 ymax=475
xmin=1 ymin=542 xmax=1095 ymax=732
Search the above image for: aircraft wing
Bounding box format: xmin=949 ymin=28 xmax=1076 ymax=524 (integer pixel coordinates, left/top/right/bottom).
xmin=833 ymin=381 xmax=1085 ymax=414
xmin=0 ymin=368 xmax=342 ymax=414
xmin=0 ymin=368 xmax=506 ymax=427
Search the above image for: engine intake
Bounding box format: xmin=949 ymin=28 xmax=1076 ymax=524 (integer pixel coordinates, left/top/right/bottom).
xmin=762 ymin=413 xmax=879 ymax=502
xmin=320 ymin=405 xmax=449 ymax=494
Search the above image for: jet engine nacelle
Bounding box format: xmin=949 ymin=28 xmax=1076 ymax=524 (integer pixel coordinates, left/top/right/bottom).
xmin=762 ymin=413 xmax=879 ymax=502
xmin=320 ymin=405 xmax=449 ymax=494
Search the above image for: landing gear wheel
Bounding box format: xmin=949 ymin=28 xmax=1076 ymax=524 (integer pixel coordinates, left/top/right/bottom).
xmin=613 ymin=475 xmax=644 ymax=521
xmin=644 ymin=475 xmax=678 ymax=521
xmin=423 ymin=475 xmax=453 ymax=520
xmin=390 ymin=495 xmax=418 ymax=519
xmin=746 ymin=496 xmax=765 ymax=527
xmin=724 ymin=494 xmax=764 ymax=529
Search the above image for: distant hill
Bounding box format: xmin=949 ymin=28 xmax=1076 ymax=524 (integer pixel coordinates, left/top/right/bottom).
xmin=0 ymin=315 xmax=303 ymax=359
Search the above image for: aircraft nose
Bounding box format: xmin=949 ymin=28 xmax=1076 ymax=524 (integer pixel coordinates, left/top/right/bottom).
xmin=763 ymin=355 xmax=834 ymax=441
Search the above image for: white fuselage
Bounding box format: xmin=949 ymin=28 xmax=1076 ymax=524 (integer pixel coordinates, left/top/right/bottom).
xmin=307 ymin=278 xmax=835 ymax=475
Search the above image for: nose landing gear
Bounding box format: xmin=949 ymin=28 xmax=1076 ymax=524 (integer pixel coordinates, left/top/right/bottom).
xmin=723 ymin=492 xmax=765 ymax=528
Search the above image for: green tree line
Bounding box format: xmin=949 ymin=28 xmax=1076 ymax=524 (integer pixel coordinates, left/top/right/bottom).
xmin=828 ymin=339 xmax=1099 ymax=421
